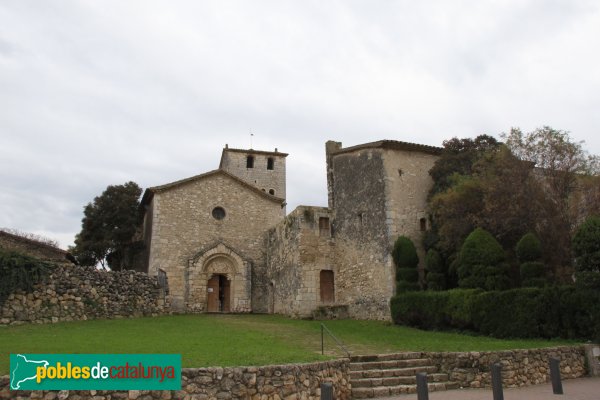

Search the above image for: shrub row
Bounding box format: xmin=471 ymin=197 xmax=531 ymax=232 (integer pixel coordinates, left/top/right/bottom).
xmin=390 ymin=286 xmax=600 ymax=341
xmin=0 ymin=249 xmax=54 ymax=305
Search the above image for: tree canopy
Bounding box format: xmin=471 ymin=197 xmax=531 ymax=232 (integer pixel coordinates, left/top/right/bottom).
xmin=71 ymin=182 xmax=143 ymax=270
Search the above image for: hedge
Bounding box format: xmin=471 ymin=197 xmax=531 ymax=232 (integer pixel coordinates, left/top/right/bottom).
xmin=391 ymin=286 xmax=600 ymax=341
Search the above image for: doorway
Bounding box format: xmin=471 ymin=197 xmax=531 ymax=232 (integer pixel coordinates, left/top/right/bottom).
xmin=320 ymin=270 xmax=335 ymax=303
xmin=207 ymin=274 xmax=231 ymax=312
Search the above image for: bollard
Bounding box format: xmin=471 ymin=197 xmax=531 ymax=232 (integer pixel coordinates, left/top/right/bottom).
xmin=416 ymin=372 xmax=429 ymax=400
xmin=321 ymin=381 xmax=334 ymax=400
xmin=491 ymin=363 xmax=504 ymax=400
xmin=550 ymin=357 xmax=564 ymax=395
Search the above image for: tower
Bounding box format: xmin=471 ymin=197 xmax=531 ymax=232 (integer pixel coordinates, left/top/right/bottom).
xmin=219 ymin=145 xmax=288 ymax=202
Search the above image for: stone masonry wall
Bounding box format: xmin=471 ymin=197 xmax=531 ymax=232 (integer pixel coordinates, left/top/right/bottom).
xmin=426 ymin=346 xmax=587 ymax=389
xmin=382 ymin=148 xmax=439 ymax=279
xmin=0 ymin=265 xmax=165 ymax=325
xmin=267 ymin=206 xmax=334 ymax=317
xmin=1 ymin=359 xmax=351 ymax=400
xmin=147 ymin=173 xmax=283 ymax=313
xmin=329 ymin=149 xmax=392 ymax=320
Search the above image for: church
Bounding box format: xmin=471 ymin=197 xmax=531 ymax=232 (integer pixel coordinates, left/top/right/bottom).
xmin=139 ymin=140 xmax=441 ymax=319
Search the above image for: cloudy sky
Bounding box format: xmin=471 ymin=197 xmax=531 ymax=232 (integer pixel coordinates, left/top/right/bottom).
xmin=1 ymin=1 xmax=599 ymax=249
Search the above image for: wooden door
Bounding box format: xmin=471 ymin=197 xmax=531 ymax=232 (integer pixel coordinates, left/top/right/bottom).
xmin=207 ymin=275 xmax=219 ymax=312
xmin=320 ymin=270 xmax=335 ymax=303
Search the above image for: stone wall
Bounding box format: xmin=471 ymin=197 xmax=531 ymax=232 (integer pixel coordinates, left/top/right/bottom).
xmin=145 ymin=171 xmax=284 ymax=313
xmin=328 ymin=147 xmax=392 ymax=320
xmin=1 ymin=359 xmax=351 ymax=400
xmin=0 ymin=231 xmax=72 ymax=264
xmin=0 ymin=265 xmax=165 ymax=325
xmin=267 ymin=206 xmax=334 ymax=317
xmin=382 ymin=148 xmax=439 ymax=276
xmin=426 ymin=346 xmax=587 ymax=388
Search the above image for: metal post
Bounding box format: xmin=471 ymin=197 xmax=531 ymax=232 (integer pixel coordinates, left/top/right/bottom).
xmin=321 ymin=324 xmax=324 ymax=355
xmin=416 ymin=372 xmax=429 ymax=400
xmin=321 ymin=382 xmax=334 ymax=400
xmin=550 ymin=358 xmax=564 ymax=395
xmin=491 ymin=363 xmax=504 ymax=400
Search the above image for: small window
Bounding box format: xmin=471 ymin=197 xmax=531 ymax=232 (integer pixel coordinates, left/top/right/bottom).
xmin=319 ymin=217 xmax=330 ymax=237
xmin=212 ymin=207 xmax=226 ymax=220
xmin=267 ymin=157 xmax=274 ymax=170
xmin=246 ymin=155 xmax=254 ymax=168
xmin=398 ymin=169 xmax=403 ymax=177
xmin=420 ymin=217 xmax=427 ymax=232
xmin=269 ymin=189 xmax=275 ymax=195
xmin=358 ymin=213 xmax=364 ymax=226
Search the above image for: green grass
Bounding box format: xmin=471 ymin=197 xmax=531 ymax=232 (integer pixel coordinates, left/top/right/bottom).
xmin=0 ymin=314 xmax=577 ymax=375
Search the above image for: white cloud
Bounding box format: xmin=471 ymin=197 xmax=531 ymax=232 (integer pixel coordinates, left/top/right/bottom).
xmin=1 ymin=0 xmax=599 ymax=249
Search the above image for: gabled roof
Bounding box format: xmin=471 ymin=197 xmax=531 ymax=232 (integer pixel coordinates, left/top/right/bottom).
xmin=140 ymin=169 xmax=285 ymax=206
xmin=331 ymin=140 xmax=442 ymax=156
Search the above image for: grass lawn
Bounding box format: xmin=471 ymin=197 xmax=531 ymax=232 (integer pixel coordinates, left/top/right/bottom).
xmin=0 ymin=314 xmax=577 ymax=375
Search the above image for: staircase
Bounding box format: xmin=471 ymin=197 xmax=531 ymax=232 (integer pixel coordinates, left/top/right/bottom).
xmin=349 ymin=352 xmax=460 ymax=398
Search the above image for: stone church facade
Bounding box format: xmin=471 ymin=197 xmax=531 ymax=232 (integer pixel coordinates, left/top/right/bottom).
xmin=140 ymin=140 xmax=441 ymax=319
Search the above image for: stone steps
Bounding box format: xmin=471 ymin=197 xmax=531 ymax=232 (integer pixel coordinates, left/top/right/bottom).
xmin=349 ymin=353 xmax=459 ymax=399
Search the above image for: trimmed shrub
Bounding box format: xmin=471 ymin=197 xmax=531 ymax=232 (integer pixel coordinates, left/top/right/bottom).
xmin=391 ymin=286 xmax=600 ymax=341
xmin=516 ymin=233 xmax=542 ymax=262
xmin=392 ymin=236 xmax=419 ymax=269
xmin=457 ymin=228 xmax=509 ymax=290
xmin=393 ymin=236 xmax=420 ymax=293
xmin=516 ymin=233 xmax=546 ymax=287
xmin=520 ymin=261 xmax=546 ymax=287
xmin=426 ymin=249 xmax=446 ymax=290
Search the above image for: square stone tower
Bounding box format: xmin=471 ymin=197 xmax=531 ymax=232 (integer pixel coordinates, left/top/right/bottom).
xmin=219 ymin=146 xmax=288 ymax=204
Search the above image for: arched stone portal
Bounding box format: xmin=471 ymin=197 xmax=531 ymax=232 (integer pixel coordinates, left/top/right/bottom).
xmin=187 ymin=243 xmax=251 ymax=313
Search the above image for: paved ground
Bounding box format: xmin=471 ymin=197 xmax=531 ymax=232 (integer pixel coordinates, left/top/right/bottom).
xmin=382 ymin=377 xmax=600 ymax=400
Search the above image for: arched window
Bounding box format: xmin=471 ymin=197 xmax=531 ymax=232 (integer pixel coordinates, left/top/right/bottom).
xmin=420 ymin=217 xmax=427 ymax=232
xmin=269 ymin=189 xmax=275 ymax=195
xmin=246 ymin=155 xmax=254 ymax=168
xmin=267 ymin=157 xmax=274 ymax=170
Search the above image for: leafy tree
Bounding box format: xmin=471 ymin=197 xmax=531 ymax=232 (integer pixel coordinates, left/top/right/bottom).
xmin=502 ymin=126 xmax=600 ymax=272
xmin=428 ymin=134 xmax=500 ymax=198
xmin=71 ymin=182 xmax=143 ymax=270
xmin=457 ymin=228 xmax=510 ymax=290
xmin=393 ymin=236 xmax=420 ymax=292
xmin=573 ymin=216 xmax=600 ymax=288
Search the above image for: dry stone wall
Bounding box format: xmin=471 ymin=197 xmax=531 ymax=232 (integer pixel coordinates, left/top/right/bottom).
xmin=426 ymin=346 xmax=587 ymax=388
xmin=1 ymin=359 xmax=351 ymax=400
xmin=0 ymin=265 xmax=166 ymax=325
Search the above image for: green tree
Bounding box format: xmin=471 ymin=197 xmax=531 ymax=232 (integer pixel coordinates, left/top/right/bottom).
xmin=573 ymin=216 xmax=600 ymax=288
xmin=428 ymin=134 xmax=500 ymax=198
xmin=393 ymin=236 xmax=420 ymax=292
xmin=502 ymin=126 xmax=600 ymax=272
xmin=457 ymin=228 xmax=510 ymax=290
xmin=71 ymin=182 xmax=143 ymax=270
